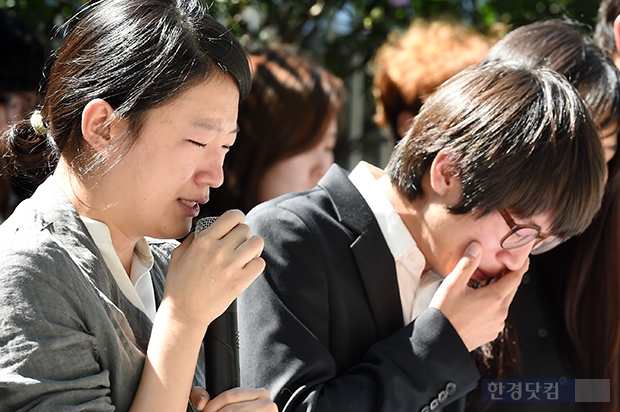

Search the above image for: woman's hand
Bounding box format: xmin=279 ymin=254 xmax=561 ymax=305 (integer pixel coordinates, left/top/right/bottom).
xmin=190 ymin=387 xmax=277 ymax=412
xmin=162 ymin=209 xmax=265 ymax=328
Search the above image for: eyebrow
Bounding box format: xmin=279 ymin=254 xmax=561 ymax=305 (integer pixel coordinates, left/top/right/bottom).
xmin=191 ymin=119 xmax=239 ymax=134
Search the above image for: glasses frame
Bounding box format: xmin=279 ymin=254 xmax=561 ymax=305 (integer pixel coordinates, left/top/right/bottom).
xmin=499 ymin=209 xmax=552 ymax=250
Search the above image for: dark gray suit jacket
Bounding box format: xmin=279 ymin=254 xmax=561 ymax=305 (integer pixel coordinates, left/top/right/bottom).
xmin=239 ymin=165 xmax=479 ymax=412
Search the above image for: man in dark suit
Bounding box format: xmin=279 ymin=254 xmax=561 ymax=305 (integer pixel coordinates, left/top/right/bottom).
xmin=237 ymin=63 xmax=607 ymax=412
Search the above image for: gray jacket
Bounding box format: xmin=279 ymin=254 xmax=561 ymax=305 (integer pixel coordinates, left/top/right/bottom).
xmin=0 ymin=178 xmax=205 ymax=411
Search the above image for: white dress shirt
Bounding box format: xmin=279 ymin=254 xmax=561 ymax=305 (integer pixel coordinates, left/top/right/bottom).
xmin=81 ymin=216 xmax=157 ymax=321
xmin=348 ymin=161 xmax=443 ymax=325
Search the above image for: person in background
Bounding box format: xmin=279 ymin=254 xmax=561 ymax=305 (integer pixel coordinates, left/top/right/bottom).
xmin=595 ymin=0 xmax=620 ymax=68
xmin=237 ymin=62 xmax=607 ymax=412
xmin=199 ymin=47 xmax=345 ymax=218
xmin=466 ymin=19 xmax=620 ymax=412
xmin=0 ymin=0 xmax=275 ymax=411
xmin=0 ymin=10 xmax=45 ymax=222
xmin=372 ymin=19 xmax=498 ymax=142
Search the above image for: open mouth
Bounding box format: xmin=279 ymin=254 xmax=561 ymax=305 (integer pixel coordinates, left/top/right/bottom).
xmin=468 ymin=277 xmax=494 ymax=289
xmin=179 ymin=199 xmax=198 ymax=208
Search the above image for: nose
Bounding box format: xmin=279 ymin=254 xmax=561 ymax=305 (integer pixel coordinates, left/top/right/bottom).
xmin=497 ymin=242 xmax=533 ymax=272
xmin=194 ymin=151 xmax=225 ymax=188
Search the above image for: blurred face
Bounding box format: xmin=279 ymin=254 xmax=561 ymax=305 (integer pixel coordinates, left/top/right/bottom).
xmin=92 ymin=74 xmax=239 ymax=241
xmin=257 ymin=118 xmax=337 ymax=203
xmin=0 ymin=91 xmax=39 ymax=131
xmin=599 ymin=120 xmax=619 ymax=163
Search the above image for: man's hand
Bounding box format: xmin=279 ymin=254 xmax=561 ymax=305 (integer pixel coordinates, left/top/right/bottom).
xmin=429 ymin=241 xmax=528 ymax=351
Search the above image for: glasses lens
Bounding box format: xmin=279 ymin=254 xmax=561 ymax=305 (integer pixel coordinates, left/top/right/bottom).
xmin=502 ymin=227 xmax=539 ymax=249
xmin=531 ymin=237 xmax=564 ymax=255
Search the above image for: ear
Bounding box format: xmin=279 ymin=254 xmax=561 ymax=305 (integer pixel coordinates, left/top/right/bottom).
xmin=81 ymin=99 xmax=121 ymax=153
xmin=429 ymin=149 xmax=462 ymax=205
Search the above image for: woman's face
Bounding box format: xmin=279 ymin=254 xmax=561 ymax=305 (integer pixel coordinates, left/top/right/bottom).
xmin=94 ymin=74 xmax=239 ymax=241
xmin=257 ymin=119 xmax=338 ymax=203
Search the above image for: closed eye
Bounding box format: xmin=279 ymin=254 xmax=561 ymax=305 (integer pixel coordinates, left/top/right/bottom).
xmin=190 ymin=140 xmax=206 ymax=148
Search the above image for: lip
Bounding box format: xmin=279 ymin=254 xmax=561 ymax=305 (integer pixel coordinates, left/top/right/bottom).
xmin=178 ymin=198 xmax=203 ymax=217
xmin=468 ymin=268 xmax=496 ymax=289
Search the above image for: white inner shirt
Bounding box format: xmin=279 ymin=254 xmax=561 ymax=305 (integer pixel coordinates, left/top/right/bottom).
xmin=81 ymin=216 xmax=157 ymax=321
xmin=348 ymin=161 xmax=443 ymax=325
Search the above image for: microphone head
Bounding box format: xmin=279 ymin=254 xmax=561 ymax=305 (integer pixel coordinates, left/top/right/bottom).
xmin=195 ymin=216 xmax=218 ymax=235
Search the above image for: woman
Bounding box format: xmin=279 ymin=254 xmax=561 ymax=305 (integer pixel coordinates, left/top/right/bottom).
xmin=200 ymin=47 xmax=345 ymax=217
xmin=467 ymin=20 xmax=620 ymax=412
xmin=0 ymin=1 xmax=275 ymax=411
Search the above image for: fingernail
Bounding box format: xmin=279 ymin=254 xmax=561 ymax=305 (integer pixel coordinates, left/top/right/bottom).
xmin=465 ymin=242 xmax=481 ymax=258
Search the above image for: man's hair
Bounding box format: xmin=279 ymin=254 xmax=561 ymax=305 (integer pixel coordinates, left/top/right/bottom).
xmin=594 ymin=0 xmax=620 ymax=56
xmin=372 ymin=19 xmax=497 ymax=140
xmin=385 ymin=62 xmax=606 ymax=240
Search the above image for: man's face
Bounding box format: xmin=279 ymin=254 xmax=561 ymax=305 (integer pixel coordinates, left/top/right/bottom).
xmin=420 ymin=203 xmax=554 ymax=283
xmin=413 ymin=149 xmax=555 ymax=283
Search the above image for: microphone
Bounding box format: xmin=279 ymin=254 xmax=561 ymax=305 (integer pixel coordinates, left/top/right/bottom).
xmin=195 ymin=217 xmax=240 ymax=397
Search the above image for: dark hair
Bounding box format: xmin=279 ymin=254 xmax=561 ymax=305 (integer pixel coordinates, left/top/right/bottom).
xmin=0 ymin=0 xmax=251 ymax=194
xmin=594 ymin=0 xmax=620 ymax=57
xmin=483 ymin=19 xmax=620 ymax=412
xmin=484 ymin=19 xmax=620 ymax=131
xmin=201 ymin=46 xmax=345 ymax=215
xmin=372 ymin=19 xmax=496 ymax=141
xmin=385 ymin=62 xmax=606 ymax=240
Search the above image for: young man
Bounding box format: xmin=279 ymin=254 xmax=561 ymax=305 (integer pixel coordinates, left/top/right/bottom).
xmin=237 ymin=63 xmax=607 ymax=412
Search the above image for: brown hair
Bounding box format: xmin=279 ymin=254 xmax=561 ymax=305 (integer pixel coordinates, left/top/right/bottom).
xmin=385 ymin=62 xmax=606 ymax=240
xmin=201 ymin=47 xmax=345 ymax=215
xmin=372 ymin=19 xmax=497 ymax=140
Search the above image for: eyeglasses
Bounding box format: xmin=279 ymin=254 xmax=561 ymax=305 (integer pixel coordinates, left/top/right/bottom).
xmin=499 ymin=209 xmax=561 ymax=252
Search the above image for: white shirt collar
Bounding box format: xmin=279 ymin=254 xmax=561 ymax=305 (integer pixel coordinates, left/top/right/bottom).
xmin=80 ymin=216 xmax=156 ymax=321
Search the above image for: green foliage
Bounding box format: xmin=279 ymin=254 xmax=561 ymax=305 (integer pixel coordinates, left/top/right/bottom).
xmin=1 ymin=0 xmax=603 ymax=165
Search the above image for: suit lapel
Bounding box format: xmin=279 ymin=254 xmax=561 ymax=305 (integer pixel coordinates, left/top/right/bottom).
xmin=318 ymin=165 xmax=404 ymax=339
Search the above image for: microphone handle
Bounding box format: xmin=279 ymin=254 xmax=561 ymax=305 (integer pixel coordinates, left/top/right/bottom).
xmin=194 ymin=216 xmax=240 ymax=396
xmin=204 ymin=300 xmax=240 ymax=397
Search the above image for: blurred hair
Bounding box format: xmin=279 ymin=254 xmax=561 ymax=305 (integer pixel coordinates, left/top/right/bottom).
xmin=0 ymin=0 xmax=251 ymax=196
xmin=372 ymin=19 xmax=497 ymax=140
xmin=485 ymin=19 xmax=620 ymax=131
xmin=594 ymin=0 xmax=620 ymax=57
xmin=202 ymin=46 xmax=345 ymax=215
xmin=385 ymin=62 xmax=606 ymax=240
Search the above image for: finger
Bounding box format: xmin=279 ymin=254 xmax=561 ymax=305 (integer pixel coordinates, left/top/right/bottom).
xmin=190 ymin=386 xmax=210 ymax=411
xmin=486 ymin=257 xmax=529 ymax=299
xmin=170 ymin=230 xmax=194 ymax=263
xmin=443 ymin=241 xmax=483 ymax=289
xmin=233 ymin=234 xmax=264 ymax=261
xmin=204 ymin=388 xmax=269 ymax=412
xmin=198 ymin=209 xmax=246 ymax=240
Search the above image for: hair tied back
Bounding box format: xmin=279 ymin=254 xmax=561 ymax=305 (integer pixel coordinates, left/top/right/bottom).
xmin=30 ymin=110 xmax=47 ymax=136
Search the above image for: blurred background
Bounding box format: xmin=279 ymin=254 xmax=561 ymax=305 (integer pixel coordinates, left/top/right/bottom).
xmin=1 ymin=0 xmax=601 ymax=169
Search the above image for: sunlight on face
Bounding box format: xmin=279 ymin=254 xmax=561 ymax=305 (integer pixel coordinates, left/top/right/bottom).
xmin=599 ymin=120 xmax=619 ymax=163
xmin=258 ymin=119 xmax=338 ymax=203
